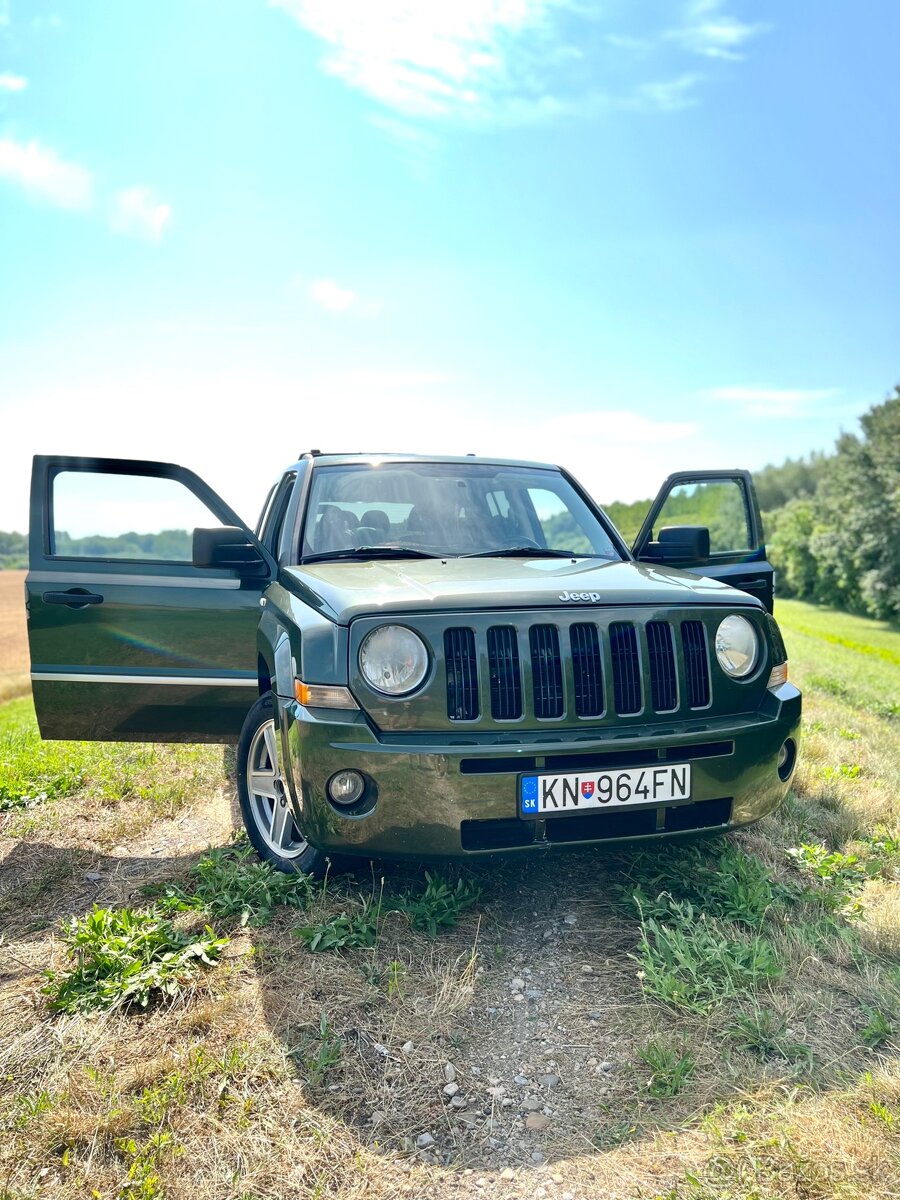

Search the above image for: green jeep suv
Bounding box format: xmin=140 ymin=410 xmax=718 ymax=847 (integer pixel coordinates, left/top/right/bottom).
xmin=26 ymin=452 xmax=800 ymax=874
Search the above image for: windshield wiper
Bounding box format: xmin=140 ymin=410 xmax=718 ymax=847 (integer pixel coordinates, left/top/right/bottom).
xmin=460 ymin=546 xmax=580 ymax=559
xmin=302 ymin=547 xmax=443 ymax=564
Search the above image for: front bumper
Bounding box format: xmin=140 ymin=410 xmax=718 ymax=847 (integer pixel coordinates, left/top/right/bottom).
xmin=277 ymin=682 xmax=802 ymax=859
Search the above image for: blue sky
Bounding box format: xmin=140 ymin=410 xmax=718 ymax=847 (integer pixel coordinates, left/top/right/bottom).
xmin=1 ymin=0 xmax=898 ymax=533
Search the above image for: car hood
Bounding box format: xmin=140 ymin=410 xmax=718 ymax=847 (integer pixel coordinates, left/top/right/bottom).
xmin=280 ymin=557 xmax=761 ymax=625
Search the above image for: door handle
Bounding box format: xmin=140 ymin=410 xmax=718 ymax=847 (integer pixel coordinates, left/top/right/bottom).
xmin=734 ymin=579 xmax=767 ymax=590
xmin=42 ymin=589 xmax=104 ymax=608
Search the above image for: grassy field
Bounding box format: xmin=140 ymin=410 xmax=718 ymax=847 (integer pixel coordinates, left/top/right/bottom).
xmin=0 ymin=597 xmax=898 ymax=1199
xmin=0 ymin=570 xmax=29 ymax=704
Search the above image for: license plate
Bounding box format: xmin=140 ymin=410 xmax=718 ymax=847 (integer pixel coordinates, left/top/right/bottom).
xmin=519 ymin=764 xmax=691 ymax=818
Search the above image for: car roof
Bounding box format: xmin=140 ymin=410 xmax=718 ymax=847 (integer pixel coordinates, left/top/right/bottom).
xmin=285 ymin=452 xmax=561 ymax=471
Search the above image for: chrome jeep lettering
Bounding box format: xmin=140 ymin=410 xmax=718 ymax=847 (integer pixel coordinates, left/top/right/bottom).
xmin=559 ymin=591 xmax=602 ymax=603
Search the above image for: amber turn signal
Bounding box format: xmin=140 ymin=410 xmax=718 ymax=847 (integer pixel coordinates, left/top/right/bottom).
xmin=295 ymin=681 xmax=359 ymax=709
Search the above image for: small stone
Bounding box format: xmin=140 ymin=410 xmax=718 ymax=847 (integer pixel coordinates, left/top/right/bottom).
xmin=514 ymin=1074 xmax=529 ymax=1085
xmin=450 ymin=1095 xmax=468 ymax=1109
xmin=563 ymin=1192 xmax=575 ymax=1200
xmin=489 ymin=1075 xmax=501 ymax=1084
xmin=513 ymin=993 xmax=525 ymax=1003
xmin=371 ymin=1111 xmax=385 ymax=1125
xmin=84 ymin=871 xmax=102 ymax=882
xmin=581 ymin=964 xmax=593 ymax=973
xmin=587 ymin=1057 xmax=598 ymax=1068
xmin=522 ymin=1096 xmax=542 ymax=1111
xmin=443 ymin=1082 xmax=460 ymax=1097
xmin=525 ymin=1113 xmax=551 ymax=1131
xmin=444 ymin=1063 xmax=457 ymax=1083
xmin=476 ymin=1179 xmax=486 ymax=1189
xmin=510 ymin=977 xmax=526 ymax=991
xmin=487 ymin=1086 xmax=505 ymax=1098
xmin=539 ymin=1074 xmax=560 ymax=1090
xmin=599 ymin=1061 xmax=614 ymax=1072
xmin=588 ymin=1011 xmax=602 ymax=1020
xmin=401 ymin=1041 xmax=414 ymax=1054
xmin=501 ymin=1097 xmax=514 ymax=1107
xmin=531 ymin=1150 xmax=546 ymax=1163
xmin=416 ymin=1132 xmax=435 ymax=1149
xmin=525 ymin=989 xmax=543 ymax=1000
xmin=563 ymin=914 xmax=577 ymax=925
xmin=501 ymin=1167 xmax=515 ymax=1181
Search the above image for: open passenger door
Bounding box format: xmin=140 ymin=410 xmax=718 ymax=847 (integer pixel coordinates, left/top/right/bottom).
xmin=632 ymin=470 xmax=774 ymax=612
xmin=26 ymin=456 xmax=275 ymax=742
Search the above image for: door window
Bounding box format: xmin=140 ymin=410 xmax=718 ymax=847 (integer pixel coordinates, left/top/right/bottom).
xmin=51 ymin=470 xmax=224 ymax=561
xmin=653 ymin=479 xmax=751 ymax=554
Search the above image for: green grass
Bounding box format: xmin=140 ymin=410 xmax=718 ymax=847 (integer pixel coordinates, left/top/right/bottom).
xmin=43 ymin=905 xmax=229 ymax=1013
xmin=399 ymin=871 xmax=482 ymax=935
xmin=0 ymin=696 xmax=222 ymax=818
xmin=149 ymin=841 xmax=318 ymax=926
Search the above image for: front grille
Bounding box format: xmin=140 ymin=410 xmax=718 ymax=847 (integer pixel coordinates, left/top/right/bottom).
xmin=646 ymin=621 xmax=677 ymax=712
xmin=444 ymin=628 xmax=479 ymax=721
xmin=609 ymin=622 xmax=642 ymax=715
xmin=436 ymin=611 xmax=718 ymax=725
xmin=681 ymin=620 xmax=711 ymax=708
xmin=571 ymin=622 xmax=603 ymax=717
xmin=487 ymin=626 xmax=523 ymax=720
xmin=529 ymin=624 xmax=564 ymax=719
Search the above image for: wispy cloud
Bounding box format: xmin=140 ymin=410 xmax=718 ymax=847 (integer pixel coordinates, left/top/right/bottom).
xmin=273 ymin=0 xmax=766 ymax=129
xmin=0 ymin=71 xmax=27 ymax=92
xmin=669 ymin=0 xmax=767 ymax=61
xmin=110 ymin=185 xmax=172 ymax=241
xmin=309 ymin=278 xmax=359 ymax=312
xmin=708 ymin=387 xmax=840 ymax=417
xmin=0 ymin=137 xmax=92 ymax=208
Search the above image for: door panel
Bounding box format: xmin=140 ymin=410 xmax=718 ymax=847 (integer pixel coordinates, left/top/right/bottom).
xmin=633 ymin=470 xmax=774 ymax=612
xmin=27 ymin=456 xmax=275 ymax=742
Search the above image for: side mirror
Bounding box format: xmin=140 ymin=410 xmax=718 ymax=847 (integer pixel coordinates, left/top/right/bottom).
xmin=192 ymin=527 xmax=266 ymax=574
xmin=642 ymin=525 xmax=711 ymax=565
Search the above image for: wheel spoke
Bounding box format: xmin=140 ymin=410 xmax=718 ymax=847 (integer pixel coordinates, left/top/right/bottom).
xmin=262 ymin=722 xmax=279 ymax=771
xmin=269 ymin=800 xmax=293 ymax=849
xmin=249 ymin=769 xmax=277 ymax=799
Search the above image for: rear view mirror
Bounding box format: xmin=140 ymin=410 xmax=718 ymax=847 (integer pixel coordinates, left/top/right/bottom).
xmin=642 ymin=525 xmax=711 ymax=566
xmin=192 ymin=527 xmax=266 ymax=575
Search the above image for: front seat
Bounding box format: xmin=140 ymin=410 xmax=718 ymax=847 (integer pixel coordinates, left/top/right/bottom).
xmin=360 ymin=509 xmax=391 ymax=541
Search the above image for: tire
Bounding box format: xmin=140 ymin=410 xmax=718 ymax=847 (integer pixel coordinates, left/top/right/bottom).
xmin=236 ymin=693 xmax=327 ymax=876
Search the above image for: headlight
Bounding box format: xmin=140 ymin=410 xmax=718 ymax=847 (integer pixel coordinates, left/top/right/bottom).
xmin=359 ymin=625 xmax=429 ymax=696
xmin=715 ymin=614 xmax=760 ymax=678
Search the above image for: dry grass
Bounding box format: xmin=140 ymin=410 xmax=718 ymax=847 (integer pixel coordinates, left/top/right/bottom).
xmin=0 ymin=568 xmax=29 ymax=702
xmin=0 ymin=598 xmax=898 ymax=1199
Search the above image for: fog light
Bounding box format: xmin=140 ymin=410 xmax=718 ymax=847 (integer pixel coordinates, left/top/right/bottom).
xmin=777 ymin=739 xmax=797 ymax=782
xmin=327 ymin=769 xmax=366 ymax=806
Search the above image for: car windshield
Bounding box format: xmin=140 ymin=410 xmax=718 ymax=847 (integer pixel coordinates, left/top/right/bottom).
xmin=299 ymin=462 xmax=622 ymax=561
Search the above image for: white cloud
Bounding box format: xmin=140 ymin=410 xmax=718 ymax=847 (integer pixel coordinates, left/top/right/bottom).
xmin=0 ymin=71 xmax=27 ymax=91
xmin=110 ymin=185 xmax=172 ymax=241
xmin=0 ymin=137 xmax=92 ymax=208
xmin=670 ymin=0 xmax=767 ymax=60
xmin=273 ymin=0 xmax=764 ymax=128
xmin=708 ymin=387 xmax=840 ymax=417
xmin=308 ymin=278 xmax=358 ymax=312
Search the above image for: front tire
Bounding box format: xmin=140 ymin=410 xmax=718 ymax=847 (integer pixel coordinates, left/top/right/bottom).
xmin=236 ymin=693 xmax=326 ymax=875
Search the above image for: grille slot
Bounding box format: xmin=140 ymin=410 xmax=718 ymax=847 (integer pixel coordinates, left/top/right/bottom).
xmin=570 ymin=623 xmax=603 ymax=717
xmin=444 ymin=628 xmax=479 ymax=721
xmin=487 ymin=626 xmax=523 ymax=720
xmin=529 ymin=624 xmax=564 ymax=719
xmin=609 ymin=622 xmax=642 ymax=714
xmin=646 ymin=621 xmax=678 ymax=712
xmin=681 ymin=620 xmax=711 ymax=708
